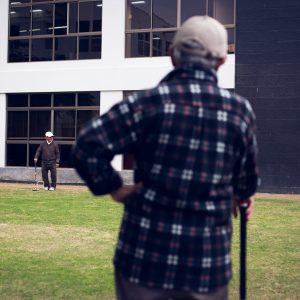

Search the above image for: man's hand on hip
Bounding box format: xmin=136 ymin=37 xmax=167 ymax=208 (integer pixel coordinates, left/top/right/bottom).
xmin=111 ymin=183 xmax=142 ymax=203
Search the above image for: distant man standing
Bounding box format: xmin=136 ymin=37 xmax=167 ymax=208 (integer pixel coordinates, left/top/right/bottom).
xmin=72 ymin=16 xmax=258 ymax=300
xmin=34 ymin=131 xmax=60 ymax=191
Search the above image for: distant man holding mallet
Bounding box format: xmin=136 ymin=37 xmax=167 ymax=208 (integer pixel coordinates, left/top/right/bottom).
xmin=34 ymin=131 xmax=60 ymax=191
xmin=72 ymin=16 xmax=259 ymax=300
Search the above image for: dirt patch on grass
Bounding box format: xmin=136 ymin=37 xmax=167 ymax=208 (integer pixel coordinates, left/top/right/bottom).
xmin=0 ymin=223 xmax=115 ymax=254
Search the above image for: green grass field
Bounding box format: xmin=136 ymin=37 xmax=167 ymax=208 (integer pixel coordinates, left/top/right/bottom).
xmin=0 ymin=184 xmax=299 ymax=300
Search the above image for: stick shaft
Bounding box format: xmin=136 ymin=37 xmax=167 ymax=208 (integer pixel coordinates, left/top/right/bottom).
xmin=240 ymin=204 xmax=247 ymax=300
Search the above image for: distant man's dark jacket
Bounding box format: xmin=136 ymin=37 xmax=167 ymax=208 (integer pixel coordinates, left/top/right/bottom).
xmin=35 ymin=141 xmax=60 ymax=163
xmin=72 ymin=63 xmax=259 ymax=292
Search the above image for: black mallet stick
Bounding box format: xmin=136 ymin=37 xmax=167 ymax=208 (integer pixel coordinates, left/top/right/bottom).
xmin=240 ymin=202 xmax=248 ymax=300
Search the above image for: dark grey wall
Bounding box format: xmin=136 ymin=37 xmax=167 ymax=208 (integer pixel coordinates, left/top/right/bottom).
xmin=235 ymin=0 xmax=300 ymax=193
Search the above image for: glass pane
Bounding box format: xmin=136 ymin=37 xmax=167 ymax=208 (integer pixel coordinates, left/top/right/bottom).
xmin=10 ymin=0 xmax=30 ymax=4
xmin=55 ymin=37 xmax=77 ymax=60
xmin=31 ymin=38 xmax=53 ymax=61
xmin=69 ymin=2 xmax=78 ymax=33
xmin=7 ymin=94 xmax=28 ymax=107
xmin=127 ymin=0 xmax=151 ymax=30
xmin=78 ymin=92 xmax=100 ymax=106
xmin=77 ymin=110 xmax=99 ymax=135
xmin=7 ymin=111 xmax=28 ymax=138
xmin=29 ymin=144 xmax=40 ymax=167
xmin=9 ymin=6 xmax=31 ymax=37
xmin=227 ymin=28 xmax=235 ymax=53
xmin=54 ymin=110 xmax=75 ymax=139
xmin=59 ymin=144 xmax=72 ymax=168
xmin=152 ymin=31 xmax=174 ymax=56
xmin=32 ymin=4 xmax=54 ymax=35
xmin=55 ymin=3 xmax=68 ymax=35
xmin=29 ymin=111 xmax=51 ymax=138
xmin=30 ymin=93 xmax=52 ymax=107
xmin=79 ymin=35 xmax=101 ymax=59
xmin=153 ymin=0 xmax=177 ymax=28
xmin=54 ymin=93 xmax=75 ymax=106
xmin=6 ymin=144 xmax=27 ymax=166
xmin=181 ymin=0 xmax=207 ymax=23
xmin=208 ymin=0 xmax=214 ymax=17
xmin=9 ymin=39 xmax=29 ymax=62
xmin=215 ymin=0 xmax=234 ymax=24
xmin=79 ymin=1 xmax=102 ymax=32
xmin=125 ymin=32 xmax=150 ymax=57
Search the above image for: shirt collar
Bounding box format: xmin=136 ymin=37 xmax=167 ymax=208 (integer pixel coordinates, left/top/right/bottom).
xmin=160 ymin=63 xmax=218 ymax=85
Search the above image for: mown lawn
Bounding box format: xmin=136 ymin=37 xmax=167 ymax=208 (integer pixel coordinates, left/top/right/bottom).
xmin=0 ymin=184 xmax=299 ymax=300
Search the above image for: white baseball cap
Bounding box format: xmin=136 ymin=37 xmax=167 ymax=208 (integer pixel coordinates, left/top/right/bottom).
xmin=45 ymin=131 xmax=54 ymax=137
xmin=173 ymin=16 xmax=228 ymax=58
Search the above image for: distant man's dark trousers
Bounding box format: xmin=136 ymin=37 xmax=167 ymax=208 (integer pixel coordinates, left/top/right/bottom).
xmin=42 ymin=161 xmax=57 ymax=189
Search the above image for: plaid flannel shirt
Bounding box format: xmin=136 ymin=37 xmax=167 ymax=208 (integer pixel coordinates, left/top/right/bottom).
xmin=72 ymin=63 xmax=258 ymax=293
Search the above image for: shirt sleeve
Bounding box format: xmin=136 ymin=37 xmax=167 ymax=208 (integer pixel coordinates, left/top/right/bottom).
xmin=34 ymin=143 xmax=42 ymax=160
xmin=55 ymin=143 xmax=60 ymax=163
xmin=71 ymin=96 xmax=146 ymax=195
xmin=232 ymin=106 xmax=259 ymax=201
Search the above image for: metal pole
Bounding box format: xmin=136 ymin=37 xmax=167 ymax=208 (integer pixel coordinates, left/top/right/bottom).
xmin=240 ymin=203 xmax=247 ymax=300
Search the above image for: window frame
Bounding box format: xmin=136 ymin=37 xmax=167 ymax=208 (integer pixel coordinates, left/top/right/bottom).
xmin=8 ymin=0 xmax=103 ymax=62
xmin=6 ymin=92 xmax=100 ymax=167
xmin=125 ymin=0 xmax=236 ymax=57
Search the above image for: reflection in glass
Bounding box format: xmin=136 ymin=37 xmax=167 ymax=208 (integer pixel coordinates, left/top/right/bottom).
xmin=127 ymin=0 xmax=151 ymax=30
xmin=31 ymin=38 xmax=53 ymax=61
xmin=181 ymin=0 xmax=207 ymax=23
xmin=6 ymin=144 xmax=27 ymax=166
xmin=55 ymin=37 xmax=77 ymax=60
xmin=29 ymin=144 xmax=40 ymax=166
xmin=125 ymin=32 xmax=150 ymax=57
xmin=54 ymin=93 xmax=75 ymax=106
xmin=30 ymin=94 xmax=52 ymax=107
xmin=79 ymin=35 xmax=101 ymax=59
xmin=152 ymin=31 xmax=174 ymax=56
xmin=69 ymin=2 xmax=78 ymax=33
xmin=7 ymin=111 xmax=28 ymax=138
xmin=216 ymin=0 xmax=234 ymax=24
xmin=10 ymin=0 xmax=30 ymax=4
xmin=59 ymin=144 xmax=72 ymax=167
xmin=227 ymin=28 xmax=235 ymax=53
xmin=78 ymin=92 xmax=100 ymax=106
xmin=9 ymin=39 xmax=29 ymax=62
xmin=30 ymin=111 xmax=51 ymax=138
xmin=54 ymin=111 xmax=76 ymax=138
xmin=7 ymin=94 xmax=28 ymax=107
xmin=32 ymin=4 xmax=53 ymax=35
xmin=9 ymin=6 xmax=31 ymax=37
xmin=79 ymin=1 xmax=102 ymax=32
xmin=153 ymin=0 xmax=177 ymax=28
xmin=208 ymin=0 xmax=214 ymax=17
xmin=77 ymin=110 xmax=99 ymax=135
xmin=55 ymin=3 xmax=68 ymax=35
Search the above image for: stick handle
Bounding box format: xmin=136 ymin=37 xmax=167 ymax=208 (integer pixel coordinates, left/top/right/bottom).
xmin=240 ymin=203 xmax=247 ymax=300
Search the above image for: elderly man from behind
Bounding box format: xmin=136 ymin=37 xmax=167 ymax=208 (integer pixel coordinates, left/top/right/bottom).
xmin=72 ymin=16 xmax=259 ymax=300
xmin=34 ymin=131 xmax=60 ymax=191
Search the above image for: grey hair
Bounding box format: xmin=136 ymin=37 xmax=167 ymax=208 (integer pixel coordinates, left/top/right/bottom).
xmin=172 ymin=40 xmax=220 ymax=69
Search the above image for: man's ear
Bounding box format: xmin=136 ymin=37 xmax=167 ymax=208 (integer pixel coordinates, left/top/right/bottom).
xmin=215 ymin=56 xmax=227 ymax=70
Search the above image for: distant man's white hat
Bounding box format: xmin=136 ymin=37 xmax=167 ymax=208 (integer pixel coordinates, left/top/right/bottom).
xmin=45 ymin=131 xmax=54 ymax=137
xmin=173 ymin=16 xmax=228 ymax=58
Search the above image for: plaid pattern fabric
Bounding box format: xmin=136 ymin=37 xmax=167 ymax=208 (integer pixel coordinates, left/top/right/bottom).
xmin=72 ymin=63 xmax=259 ymax=292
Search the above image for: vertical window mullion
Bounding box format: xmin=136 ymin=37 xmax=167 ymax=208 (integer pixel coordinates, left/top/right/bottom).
xmin=177 ymin=0 xmax=181 ymax=26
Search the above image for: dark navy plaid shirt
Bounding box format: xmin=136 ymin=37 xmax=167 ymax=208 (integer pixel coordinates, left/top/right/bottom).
xmin=72 ymin=63 xmax=258 ymax=293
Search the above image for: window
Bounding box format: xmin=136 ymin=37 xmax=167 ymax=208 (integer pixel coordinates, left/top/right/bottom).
xmin=6 ymin=92 xmax=100 ymax=167
xmin=8 ymin=0 xmax=102 ymax=62
xmin=126 ymin=0 xmax=235 ymax=57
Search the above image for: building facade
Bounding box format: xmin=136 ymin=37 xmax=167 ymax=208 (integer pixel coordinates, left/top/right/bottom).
xmin=0 ymin=0 xmax=299 ymax=192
